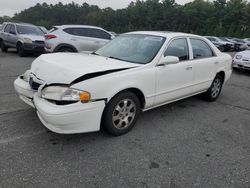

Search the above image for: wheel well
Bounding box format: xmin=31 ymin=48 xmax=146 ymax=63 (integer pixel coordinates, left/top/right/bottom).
xmin=217 ymin=71 xmax=225 ymax=83
xmin=16 ymin=41 xmax=22 ymax=47
xmin=54 ymin=44 xmax=77 ymax=52
xmin=112 ymin=88 xmax=146 ymax=109
xmin=58 ymin=46 xmax=74 ymax=51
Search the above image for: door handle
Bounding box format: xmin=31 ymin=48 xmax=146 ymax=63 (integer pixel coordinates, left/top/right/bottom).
xmin=214 ymin=61 xmax=219 ymax=64
xmin=186 ymin=66 xmax=192 ymax=70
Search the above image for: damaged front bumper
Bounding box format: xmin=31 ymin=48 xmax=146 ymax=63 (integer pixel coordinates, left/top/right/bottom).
xmin=14 ymin=75 xmax=105 ymax=134
xmin=14 ymin=75 xmax=36 ymax=108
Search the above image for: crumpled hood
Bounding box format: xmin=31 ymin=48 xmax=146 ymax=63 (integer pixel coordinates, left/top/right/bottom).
xmin=20 ymin=34 xmax=45 ymax=41
xmin=31 ymin=53 xmax=138 ymax=84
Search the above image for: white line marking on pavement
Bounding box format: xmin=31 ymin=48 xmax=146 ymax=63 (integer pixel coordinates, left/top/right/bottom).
xmin=0 ymin=130 xmax=46 ymax=145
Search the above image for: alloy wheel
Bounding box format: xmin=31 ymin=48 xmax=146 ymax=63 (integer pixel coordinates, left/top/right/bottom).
xmin=112 ymin=99 xmax=136 ymax=129
xmin=211 ymin=78 xmax=221 ymax=98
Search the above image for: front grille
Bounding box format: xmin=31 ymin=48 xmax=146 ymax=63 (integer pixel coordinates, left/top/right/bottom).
xmin=34 ymin=40 xmax=45 ymax=45
xmin=29 ymin=77 xmax=41 ymax=90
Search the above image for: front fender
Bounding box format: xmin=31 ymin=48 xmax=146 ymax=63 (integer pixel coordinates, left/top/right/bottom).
xmin=71 ymin=67 xmax=156 ymax=109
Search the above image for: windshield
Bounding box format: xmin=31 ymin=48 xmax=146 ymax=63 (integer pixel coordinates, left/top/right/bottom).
xmin=95 ymin=34 xmax=166 ymax=64
xmin=16 ymin=25 xmax=44 ymax=35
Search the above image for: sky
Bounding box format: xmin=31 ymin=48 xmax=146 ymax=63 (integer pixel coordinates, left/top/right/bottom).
xmin=0 ymin=0 xmax=192 ymax=17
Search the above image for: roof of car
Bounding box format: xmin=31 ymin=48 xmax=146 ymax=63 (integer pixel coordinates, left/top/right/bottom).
xmin=2 ymin=22 xmax=36 ymax=27
xmin=56 ymin=25 xmax=104 ymax=30
xmin=126 ymin=31 xmax=203 ymax=38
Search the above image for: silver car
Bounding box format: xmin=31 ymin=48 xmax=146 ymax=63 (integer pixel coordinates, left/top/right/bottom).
xmin=233 ymin=49 xmax=250 ymax=71
xmin=0 ymin=22 xmax=45 ymax=57
xmin=45 ymin=25 xmax=114 ymax=53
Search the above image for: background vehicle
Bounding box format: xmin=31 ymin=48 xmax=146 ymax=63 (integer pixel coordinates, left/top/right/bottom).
xmin=45 ymin=25 xmax=114 ymax=53
xmin=243 ymin=38 xmax=250 ymax=48
xmin=224 ymin=37 xmax=248 ymax=51
xmin=0 ymin=22 xmax=45 ymax=57
xmin=15 ymin=32 xmax=232 ymax=136
xmin=205 ymin=36 xmax=234 ymax=52
xmin=39 ymin=26 xmax=49 ymax=34
xmin=109 ymin=31 xmax=118 ymax=37
xmin=233 ymin=49 xmax=250 ymax=71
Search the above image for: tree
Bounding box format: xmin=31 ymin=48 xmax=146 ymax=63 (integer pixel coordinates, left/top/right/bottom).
xmin=7 ymin=0 xmax=249 ymax=37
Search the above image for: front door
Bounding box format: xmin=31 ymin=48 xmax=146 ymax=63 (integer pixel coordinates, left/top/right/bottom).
xmin=155 ymin=38 xmax=194 ymax=105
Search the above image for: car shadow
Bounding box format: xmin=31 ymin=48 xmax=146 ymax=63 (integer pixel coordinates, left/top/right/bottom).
xmin=6 ymin=49 xmax=44 ymax=58
xmin=233 ymin=69 xmax=250 ymax=76
xmin=42 ymin=95 xmax=202 ymax=145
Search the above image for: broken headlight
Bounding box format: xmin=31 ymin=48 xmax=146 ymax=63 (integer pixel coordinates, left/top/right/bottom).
xmin=41 ymin=86 xmax=90 ymax=102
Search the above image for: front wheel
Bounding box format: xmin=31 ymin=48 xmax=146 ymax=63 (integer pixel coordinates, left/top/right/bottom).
xmin=0 ymin=40 xmax=8 ymax=52
xmin=17 ymin=43 xmax=26 ymax=57
xmin=102 ymin=91 xmax=141 ymax=136
xmin=203 ymin=74 xmax=223 ymax=101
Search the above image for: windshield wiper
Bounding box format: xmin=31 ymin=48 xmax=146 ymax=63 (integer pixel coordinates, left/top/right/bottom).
xmin=108 ymin=56 xmax=124 ymax=61
xmin=108 ymin=56 xmax=143 ymax=64
xmin=91 ymin=51 xmax=100 ymax=56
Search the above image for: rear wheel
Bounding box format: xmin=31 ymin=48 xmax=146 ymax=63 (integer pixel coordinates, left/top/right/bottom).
xmin=203 ymin=74 xmax=223 ymax=101
xmin=17 ymin=43 xmax=26 ymax=57
xmin=102 ymin=91 xmax=141 ymax=136
xmin=57 ymin=47 xmax=75 ymax=52
xmin=0 ymin=40 xmax=8 ymax=52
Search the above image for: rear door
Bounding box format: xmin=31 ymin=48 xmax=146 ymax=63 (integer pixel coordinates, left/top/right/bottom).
xmin=189 ymin=38 xmax=218 ymax=92
xmin=8 ymin=24 xmax=18 ymax=47
xmin=87 ymin=28 xmax=111 ymax=50
xmin=2 ymin=24 xmax=11 ymax=46
xmin=63 ymin=27 xmax=96 ymax=51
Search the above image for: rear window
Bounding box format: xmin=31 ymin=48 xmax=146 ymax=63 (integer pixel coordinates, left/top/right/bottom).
xmin=63 ymin=27 xmax=111 ymax=40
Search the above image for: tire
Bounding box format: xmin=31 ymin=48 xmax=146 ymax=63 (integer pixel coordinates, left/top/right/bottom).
xmin=233 ymin=67 xmax=239 ymax=71
xmin=203 ymin=74 xmax=223 ymax=102
xmin=102 ymin=91 xmax=141 ymax=136
xmin=17 ymin=43 xmax=26 ymax=57
xmin=0 ymin=40 xmax=8 ymax=52
xmin=57 ymin=47 xmax=75 ymax=52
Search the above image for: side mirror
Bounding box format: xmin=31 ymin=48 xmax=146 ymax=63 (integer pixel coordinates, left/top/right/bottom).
xmin=158 ymin=56 xmax=179 ymax=66
xmin=110 ymin=35 xmax=115 ymax=40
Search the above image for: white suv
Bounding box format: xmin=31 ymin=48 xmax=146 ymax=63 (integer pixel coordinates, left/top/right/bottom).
xmin=45 ymin=25 xmax=114 ymax=53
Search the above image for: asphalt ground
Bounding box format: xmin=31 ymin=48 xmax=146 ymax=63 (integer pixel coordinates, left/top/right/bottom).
xmin=0 ymin=50 xmax=250 ymax=188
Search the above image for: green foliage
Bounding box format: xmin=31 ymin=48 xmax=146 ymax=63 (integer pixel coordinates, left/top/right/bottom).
xmin=2 ymin=0 xmax=248 ymax=37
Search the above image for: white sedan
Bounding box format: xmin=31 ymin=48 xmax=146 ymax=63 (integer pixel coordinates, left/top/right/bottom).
xmin=14 ymin=31 xmax=232 ymax=136
xmin=233 ymin=49 xmax=250 ymax=71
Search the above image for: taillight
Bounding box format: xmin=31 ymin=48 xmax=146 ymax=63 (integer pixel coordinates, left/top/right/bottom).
xmin=45 ymin=34 xmax=57 ymax=40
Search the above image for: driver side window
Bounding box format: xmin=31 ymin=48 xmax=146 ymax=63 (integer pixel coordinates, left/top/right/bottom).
xmin=164 ymin=38 xmax=189 ymax=61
